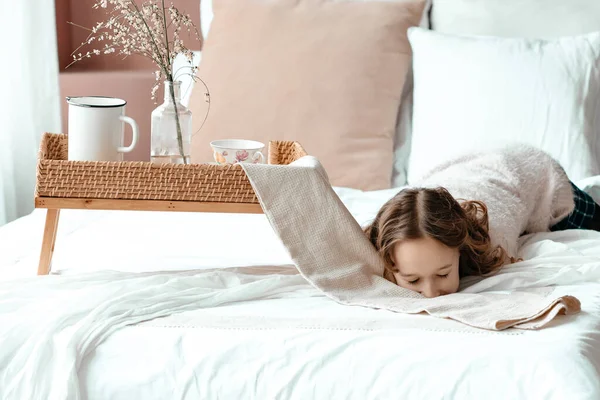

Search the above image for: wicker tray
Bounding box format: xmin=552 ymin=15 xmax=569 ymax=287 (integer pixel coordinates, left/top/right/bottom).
xmin=34 ymin=133 xmax=308 ymax=275
xmin=36 ymin=133 xmax=307 ymax=204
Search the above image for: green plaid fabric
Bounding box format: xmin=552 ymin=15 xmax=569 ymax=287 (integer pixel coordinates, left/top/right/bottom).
xmin=551 ymin=182 xmax=598 ymax=231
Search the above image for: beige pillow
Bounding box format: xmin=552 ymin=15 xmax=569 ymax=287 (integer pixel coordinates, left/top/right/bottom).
xmin=189 ymin=0 xmax=426 ymax=190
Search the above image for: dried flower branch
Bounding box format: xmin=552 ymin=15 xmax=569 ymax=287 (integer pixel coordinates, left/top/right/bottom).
xmin=67 ymin=0 xmax=210 ymax=164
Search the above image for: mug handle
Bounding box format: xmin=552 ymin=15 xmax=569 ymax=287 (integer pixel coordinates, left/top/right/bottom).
xmin=117 ymin=115 xmax=139 ymax=153
xmin=253 ymin=151 xmax=265 ymax=164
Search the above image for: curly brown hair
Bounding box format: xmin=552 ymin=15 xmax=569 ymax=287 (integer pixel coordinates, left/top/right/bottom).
xmin=364 ymin=187 xmax=509 ymax=283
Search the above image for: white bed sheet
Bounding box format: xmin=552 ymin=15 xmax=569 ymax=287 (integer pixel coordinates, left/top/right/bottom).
xmin=1 ymin=186 xmax=600 ymax=399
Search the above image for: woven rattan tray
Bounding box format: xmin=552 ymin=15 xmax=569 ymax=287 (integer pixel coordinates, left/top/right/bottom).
xmin=34 ymin=132 xmax=307 ymax=275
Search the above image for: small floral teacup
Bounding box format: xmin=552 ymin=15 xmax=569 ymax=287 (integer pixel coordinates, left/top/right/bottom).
xmin=210 ymin=139 xmax=266 ymax=165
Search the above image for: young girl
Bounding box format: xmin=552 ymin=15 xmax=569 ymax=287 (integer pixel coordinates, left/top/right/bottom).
xmin=364 ymin=161 xmax=600 ymax=299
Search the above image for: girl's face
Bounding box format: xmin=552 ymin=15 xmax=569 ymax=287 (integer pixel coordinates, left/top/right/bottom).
xmin=390 ymin=236 xmax=460 ymax=298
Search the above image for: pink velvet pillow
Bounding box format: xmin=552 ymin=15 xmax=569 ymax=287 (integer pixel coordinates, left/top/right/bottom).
xmin=189 ymin=0 xmax=426 ymax=190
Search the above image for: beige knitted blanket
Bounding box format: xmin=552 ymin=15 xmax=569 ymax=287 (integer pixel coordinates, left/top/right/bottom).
xmin=241 ymin=152 xmax=581 ymax=330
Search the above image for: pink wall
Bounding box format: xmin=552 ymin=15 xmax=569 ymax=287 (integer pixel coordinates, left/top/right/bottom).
xmin=56 ymin=0 xmax=202 ymax=70
xmin=55 ymin=0 xmax=202 ymax=161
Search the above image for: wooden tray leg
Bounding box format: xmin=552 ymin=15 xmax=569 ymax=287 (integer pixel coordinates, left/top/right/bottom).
xmin=37 ymin=209 xmax=60 ymax=275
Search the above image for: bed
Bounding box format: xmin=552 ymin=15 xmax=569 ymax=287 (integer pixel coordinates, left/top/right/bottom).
xmin=1 ymin=183 xmax=600 ymax=399
xmin=3 ymin=0 xmax=600 ymax=398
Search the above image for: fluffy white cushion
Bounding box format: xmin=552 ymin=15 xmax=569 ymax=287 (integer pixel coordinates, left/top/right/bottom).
xmin=406 ymin=27 xmax=600 ymax=184
xmin=431 ymin=0 xmax=600 ymax=38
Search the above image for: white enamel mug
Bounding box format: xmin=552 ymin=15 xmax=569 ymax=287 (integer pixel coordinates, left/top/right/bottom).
xmin=66 ymin=96 xmax=139 ymax=161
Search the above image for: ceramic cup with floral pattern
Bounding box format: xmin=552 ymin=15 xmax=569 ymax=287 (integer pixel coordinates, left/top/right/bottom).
xmin=210 ymin=139 xmax=266 ymax=165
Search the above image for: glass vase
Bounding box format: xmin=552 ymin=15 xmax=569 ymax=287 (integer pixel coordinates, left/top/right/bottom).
xmin=151 ymin=80 xmax=192 ymax=164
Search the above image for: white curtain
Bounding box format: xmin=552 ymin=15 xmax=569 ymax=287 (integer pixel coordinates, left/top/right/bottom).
xmin=0 ymin=0 xmax=62 ymax=226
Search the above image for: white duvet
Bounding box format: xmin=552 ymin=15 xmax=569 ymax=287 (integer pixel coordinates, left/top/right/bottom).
xmin=1 ymin=184 xmax=600 ymax=399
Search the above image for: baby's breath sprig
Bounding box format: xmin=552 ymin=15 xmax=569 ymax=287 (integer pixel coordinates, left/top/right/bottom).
xmin=67 ymin=0 xmax=210 ymax=164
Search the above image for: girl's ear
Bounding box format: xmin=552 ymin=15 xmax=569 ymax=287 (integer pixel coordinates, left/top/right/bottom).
xmin=383 ymin=268 xmax=398 ymax=285
xmin=389 ymin=247 xmax=398 ymax=268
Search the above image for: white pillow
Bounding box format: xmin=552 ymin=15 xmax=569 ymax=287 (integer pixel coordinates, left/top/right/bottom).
xmin=431 ymin=0 xmax=600 ymax=38
xmin=576 ymin=176 xmax=600 ymax=205
xmin=406 ymin=27 xmax=600 ymax=184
